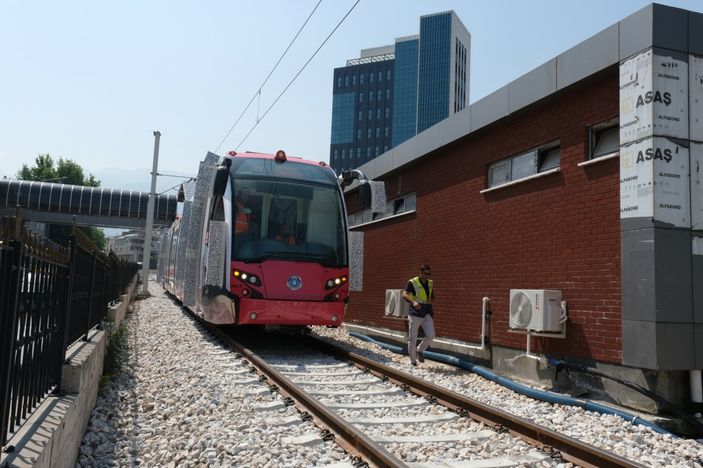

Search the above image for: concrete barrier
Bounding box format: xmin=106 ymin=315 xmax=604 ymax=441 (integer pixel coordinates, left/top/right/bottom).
xmin=0 ymin=275 xmax=137 ymax=468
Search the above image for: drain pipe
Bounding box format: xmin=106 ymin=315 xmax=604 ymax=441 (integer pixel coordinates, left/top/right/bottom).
xmin=692 ymin=370 xmax=703 ymax=418
xmin=348 ymin=297 xmax=490 ymax=352
xmin=349 ymin=331 xmax=674 ymax=436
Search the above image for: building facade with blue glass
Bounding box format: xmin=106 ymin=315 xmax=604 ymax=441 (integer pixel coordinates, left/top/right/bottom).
xmin=330 ymin=11 xmax=470 ymax=173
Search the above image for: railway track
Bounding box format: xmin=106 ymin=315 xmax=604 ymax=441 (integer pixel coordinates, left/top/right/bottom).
xmin=200 ymin=321 xmax=640 ymax=467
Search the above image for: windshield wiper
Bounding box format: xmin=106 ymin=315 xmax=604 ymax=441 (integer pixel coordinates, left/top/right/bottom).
xmin=242 ymin=250 xmax=339 ymax=267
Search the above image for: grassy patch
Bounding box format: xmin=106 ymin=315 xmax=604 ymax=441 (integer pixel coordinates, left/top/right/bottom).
xmin=99 ymin=325 xmax=127 ymax=396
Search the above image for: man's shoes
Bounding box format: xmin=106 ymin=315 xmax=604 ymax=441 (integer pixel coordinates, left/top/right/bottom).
xmin=418 ymin=351 xmax=424 ymax=363
xmin=410 ymin=361 xmax=418 ymax=367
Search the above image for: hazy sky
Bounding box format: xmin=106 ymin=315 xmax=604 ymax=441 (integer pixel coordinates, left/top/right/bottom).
xmin=2 ymin=0 xmax=702 ymax=189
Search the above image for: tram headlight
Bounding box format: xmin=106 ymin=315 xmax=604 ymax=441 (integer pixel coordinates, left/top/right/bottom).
xmin=233 ymin=269 xmax=261 ymax=286
xmin=250 ymin=312 xmax=257 ymax=320
xmin=325 ymin=275 xmax=348 ymax=290
xmin=331 ymin=315 xmax=339 ymax=322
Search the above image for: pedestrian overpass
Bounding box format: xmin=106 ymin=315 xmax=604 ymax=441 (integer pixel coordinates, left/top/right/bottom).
xmin=0 ymin=179 xmax=178 ymax=229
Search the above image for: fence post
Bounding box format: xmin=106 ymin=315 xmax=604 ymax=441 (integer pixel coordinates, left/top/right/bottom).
xmin=86 ymin=250 xmax=97 ymax=339
xmin=62 ymin=233 xmax=77 ymax=356
xmin=0 ymin=237 xmax=24 ymax=447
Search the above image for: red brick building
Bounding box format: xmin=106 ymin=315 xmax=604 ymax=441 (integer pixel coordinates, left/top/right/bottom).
xmin=343 ymin=3 xmax=703 ymax=410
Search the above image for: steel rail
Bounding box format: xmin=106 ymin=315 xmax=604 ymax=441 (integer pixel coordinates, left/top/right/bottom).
xmin=305 ymin=335 xmax=643 ymax=468
xmin=203 ymin=325 xmax=406 ymax=468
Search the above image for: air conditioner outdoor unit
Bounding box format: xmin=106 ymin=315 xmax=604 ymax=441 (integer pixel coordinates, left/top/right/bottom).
xmin=384 ymin=289 xmax=405 ymax=317
xmin=509 ymin=289 xmax=562 ymax=332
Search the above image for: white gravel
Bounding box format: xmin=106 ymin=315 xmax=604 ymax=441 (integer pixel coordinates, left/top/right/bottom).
xmin=309 ymin=327 xmax=703 ymax=468
xmin=77 ymin=280 xmax=703 ymax=467
xmin=77 ymin=284 xmax=351 ymax=468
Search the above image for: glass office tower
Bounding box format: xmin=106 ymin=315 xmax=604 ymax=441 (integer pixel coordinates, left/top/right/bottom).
xmin=330 ymin=11 xmax=470 ymax=173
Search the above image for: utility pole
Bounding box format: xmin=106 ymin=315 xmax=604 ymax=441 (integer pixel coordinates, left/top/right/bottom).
xmin=141 ymin=131 xmax=161 ymax=294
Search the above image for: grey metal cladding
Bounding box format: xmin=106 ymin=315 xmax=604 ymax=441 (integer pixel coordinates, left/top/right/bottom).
xmin=622 ymin=319 xmax=657 ymax=368
xmin=469 ymin=84 xmax=509 ymax=132
xmin=651 ymin=4 xmax=688 ymax=53
xmin=654 ymin=228 xmax=693 ymax=322
xmin=508 ymin=59 xmax=556 ymax=114
xmin=691 ymin=11 xmax=703 ymax=55
xmin=620 ymin=4 xmax=689 ymax=60
xmin=652 ymin=322 xmax=695 ymax=369
xmin=622 ymin=319 xmax=696 ymax=369
xmin=621 ymin=227 xmax=692 ymax=323
xmin=619 ymin=4 xmax=654 ymax=61
xmin=693 ymin=233 xmax=703 ymax=324
xmin=696 ymin=325 xmax=703 ymax=368
xmin=557 ymin=24 xmax=618 ymax=90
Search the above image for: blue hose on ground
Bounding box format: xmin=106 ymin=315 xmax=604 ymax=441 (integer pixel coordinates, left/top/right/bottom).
xmin=349 ymin=331 xmax=674 ymax=436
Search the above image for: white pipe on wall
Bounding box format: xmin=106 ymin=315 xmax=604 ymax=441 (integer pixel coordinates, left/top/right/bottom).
xmin=691 ymin=370 xmax=702 ymax=417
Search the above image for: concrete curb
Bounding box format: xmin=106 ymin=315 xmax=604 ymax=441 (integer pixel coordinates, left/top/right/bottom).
xmin=1 ymin=276 xmax=138 ymax=468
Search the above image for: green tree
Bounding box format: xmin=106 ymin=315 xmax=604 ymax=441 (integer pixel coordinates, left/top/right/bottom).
xmin=16 ymin=154 xmax=106 ymax=250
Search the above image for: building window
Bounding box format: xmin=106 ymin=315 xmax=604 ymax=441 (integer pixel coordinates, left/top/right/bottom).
xmin=385 ymin=108 xmax=390 ymax=118
xmin=386 ymin=89 xmax=390 ymax=99
xmin=344 ymin=76 xmax=349 ymax=86
xmin=341 ymin=149 xmax=346 ymax=159
xmin=367 ymin=128 xmax=372 ymax=138
xmin=384 ymin=127 xmax=389 ymax=137
xmin=367 ymin=147 xmax=371 ymax=158
xmin=384 ymin=145 xmax=389 ymax=152
xmin=337 ymin=77 xmax=341 ymax=87
xmin=590 ymin=120 xmax=619 ymax=159
xmin=387 ymin=70 xmax=391 ymax=81
xmin=359 ymin=93 xmax=363 ymax=102
xmin=378 ymin=71 xmax=382 ymax=82
xmin=369 ymin=91 xmax=374 ymax=101
xmin=375 ymin=146 xmax=380 ymax=156
xmin=358 ymin=111 xmax=362 ymax=121
xmin=360 ymin=73 xmax=364 ymax=84
xmin=334 ymin=149 xmax=338 ymax=159
xmin=371 ymin=192 xmax=416 ymax=222
xmin=357 ymin=148 xmax=361 ymax=159
xmin=487 ymin=142 xmax=561 ymax=188
xmin=368 ymin=110 xmax=373 ymax=120
xmin=357 ymin=129 xmax=361 ymax=139
xmin=376 ymin=109 xmax=381 ymax=119
xmin=538 ymin=146 xmax=560 ymax=172
xmin=376 ymin=128 xmax=381 ymax=138
xmin=352 ymin=75 xmax=357 ymax=85
xmin=370 ymin=71 xmax=374 ymax=83
xmin=377 ymin=90 xmax=382 ymax=100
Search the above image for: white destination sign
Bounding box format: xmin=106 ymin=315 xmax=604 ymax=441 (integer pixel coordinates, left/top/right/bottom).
xmin=620 ymin=49 xmax=689 ymax=145
xmin=620 ymin=137 xmax=690 ymax=227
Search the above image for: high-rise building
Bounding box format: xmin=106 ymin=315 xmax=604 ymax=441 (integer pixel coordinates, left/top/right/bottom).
xmin=329 ymin=11 xmax=470 ymax=173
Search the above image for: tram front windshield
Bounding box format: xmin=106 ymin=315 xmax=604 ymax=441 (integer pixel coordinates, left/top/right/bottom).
xmin=231 ymin=174 xmax=348 ymax=268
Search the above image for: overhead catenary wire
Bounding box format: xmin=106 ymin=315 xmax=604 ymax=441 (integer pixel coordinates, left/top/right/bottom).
xmin=235 ymin=0 xmax=361 ymax=152
xmin=214 ymin=0 xmax=323 ymax=153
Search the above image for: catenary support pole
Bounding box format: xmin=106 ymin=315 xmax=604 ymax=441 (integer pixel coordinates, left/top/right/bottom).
xmin=141 ymin=130 xmax=161 ymax=294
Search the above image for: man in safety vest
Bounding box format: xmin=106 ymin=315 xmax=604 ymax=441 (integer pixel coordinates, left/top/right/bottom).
xmin=402 ymin=264 xmax=436 ymax=366
xmin=235 ymin=190 xmax=251 ymax=234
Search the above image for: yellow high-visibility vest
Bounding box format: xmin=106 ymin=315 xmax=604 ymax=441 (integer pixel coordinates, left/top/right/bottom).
xmin=409 ymin=276 xmax=433 ymax=304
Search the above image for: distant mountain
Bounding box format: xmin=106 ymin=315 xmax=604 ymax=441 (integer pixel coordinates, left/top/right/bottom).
xmin=93 ymin=167 xmax=194 ymax=195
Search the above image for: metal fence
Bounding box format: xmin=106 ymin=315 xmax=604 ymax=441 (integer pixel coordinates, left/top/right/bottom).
xmin=0 ymin=216 xmax=138 ymax=446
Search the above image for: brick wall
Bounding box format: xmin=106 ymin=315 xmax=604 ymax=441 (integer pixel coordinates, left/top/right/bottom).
xmin=346 ymin=68 xmax=624 ymax=364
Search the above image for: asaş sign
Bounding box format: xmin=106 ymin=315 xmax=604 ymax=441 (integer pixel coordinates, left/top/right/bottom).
xmin=620 ymin=137 xmax=690 ymax=227
xmin=620 ymin=49 xmax=688 ymax=145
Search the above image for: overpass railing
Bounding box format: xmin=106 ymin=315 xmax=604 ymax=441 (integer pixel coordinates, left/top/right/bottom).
xmin=0 ymin=216 xmax=138 ymax=446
